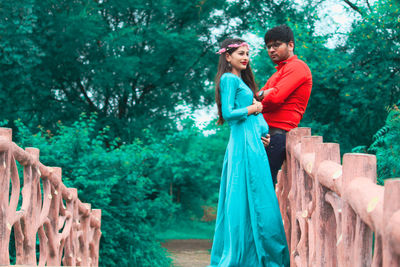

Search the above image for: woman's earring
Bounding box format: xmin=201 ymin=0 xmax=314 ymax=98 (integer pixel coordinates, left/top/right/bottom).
xmin=228 ymin=62 xmax=232 ymax=69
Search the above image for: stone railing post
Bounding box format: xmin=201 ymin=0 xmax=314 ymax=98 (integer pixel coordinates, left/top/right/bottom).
xmin=341 ymin=154 xmax=376 ymax=266
xmin=382 ymin=179 xmax=400 ymax=267
xmin=62 ymin=188 xmax=78 ymax=266
xmin=14 ymin=147 xmax=41 ymax=265
xmin=45 ymin=167 xmax=64 ymax=265
xmin=298 ymin=135 xmax=322 ymax=266
xmin=79 ymin=203 xmax=92 ymax=266
xmin=0 ymin=128 xmax=13 ymax=265
xmin=286 ymin=128 xmax=310 ymax=265
xmin=89 ymin=209 xmax=102 ymax=266
xmin=313 ymin=142 xmax=341 ymax=267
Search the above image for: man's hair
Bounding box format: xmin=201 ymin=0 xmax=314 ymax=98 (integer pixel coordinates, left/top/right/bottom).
xmin=264 ymin=24 xmax=294 ymax=45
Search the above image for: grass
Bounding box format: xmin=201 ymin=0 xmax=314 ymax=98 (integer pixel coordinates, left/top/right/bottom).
xmin=155 ymin=217 xmax=215 ymax=241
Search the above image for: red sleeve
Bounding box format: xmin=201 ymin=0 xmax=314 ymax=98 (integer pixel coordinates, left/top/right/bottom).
xmin=261 ymin=62 xmax=307 ymax=105
xmin=260 ymin=80 xmax=270 ymax=92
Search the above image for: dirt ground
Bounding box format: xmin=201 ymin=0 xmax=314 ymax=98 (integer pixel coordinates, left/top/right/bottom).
xmin=162 ymin=239 xmax=213 ymax=267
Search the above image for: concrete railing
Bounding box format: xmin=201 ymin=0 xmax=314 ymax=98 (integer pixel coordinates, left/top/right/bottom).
xmin=0 ymin=128 xmax=101 ymax=266
xmin=276 ymin=127 xmax=400 ymax=267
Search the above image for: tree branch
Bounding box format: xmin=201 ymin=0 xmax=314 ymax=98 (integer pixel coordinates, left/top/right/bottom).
xmin=78 ymin=81 xmax=99 ymax=112
xmin=365 ymin=0 xmax=372 ymax=12
xmin=103 ymin=88 xmax=110 ymax=114
xmin=137 ymin=84 xmax=155 ymax=104
xmin=342 ymin=0 xmax=364 ymax=16
xmin=118 ymin=92 xmax=128 ymax=119
xmin=183 ymin=31 xmax=238 ymax=77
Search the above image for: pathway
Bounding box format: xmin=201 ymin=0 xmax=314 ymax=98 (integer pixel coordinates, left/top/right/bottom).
xmin=162 ymin=239 xmax=212 ymax=267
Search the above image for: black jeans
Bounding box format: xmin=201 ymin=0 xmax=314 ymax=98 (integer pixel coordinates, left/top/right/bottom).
xmin=265 ymin=133 xmax=286 ymax=187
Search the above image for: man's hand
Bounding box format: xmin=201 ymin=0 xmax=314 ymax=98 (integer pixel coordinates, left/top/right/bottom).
xmin=261 ymin=134 xmax=271 ymax=147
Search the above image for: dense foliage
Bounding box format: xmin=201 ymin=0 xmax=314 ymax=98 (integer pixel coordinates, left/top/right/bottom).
xmin=371 ymin=106 xmax=400 ymax=185
xmin=353 ymin=104 xmax=400 ymax=185
xmin=15 ymin=114 xmax=174 ymax=266
xmin=2 ymin=0 xmax=397 ymax=148
xmin=0 ymin=0 xmax=279 ymax=141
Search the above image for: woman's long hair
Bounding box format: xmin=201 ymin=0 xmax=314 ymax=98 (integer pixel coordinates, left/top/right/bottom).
xmin=215 ymin=38 xmax=258 ymax=125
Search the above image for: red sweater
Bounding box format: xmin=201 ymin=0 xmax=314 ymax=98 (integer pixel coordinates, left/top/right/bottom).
xmin=261 ymin=55 xmax=312 ymax=131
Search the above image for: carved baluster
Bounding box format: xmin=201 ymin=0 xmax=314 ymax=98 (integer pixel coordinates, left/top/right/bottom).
xmin=63 ymin=188 xmax=78 ymax=266
xmin=14 ymin=148 xmax=41 ymax=265
xmin=324 ymin=191 xmax=342 ymax=266
xmin=287 ymin=127 xmax=310 ymax=265
xmin=77 ymin=202 xmax=91 ymax=266
xmin=45 ymin=167 xmax=63 ymax=265
xmin=58 ymin=187 xmax=73 ymax=264
xmin=0 ymin=128 xmax=13 ymax=265
xmin=287 ymin=129 xmax=300 ymax=264
xmin=313 ymin=143 xmax=341 ymax=267
xmin=38 ymin=169 xmax=52 ymax=266
xmin=73 ymin=196 xmax=82 ymax=265
xmin=341 ymin=153 xmax=376 ymax=266
xmin=89 ymin=209 xmax=102 ymax=266
xmin=276 ymin=161 xmax=292 ymax=260
xmin=372 ymin=234 xmax=383 ymax=267
xmin=299 ymin=136 xmax=322 ymax=266
xmin=279 ymin=130 xmax=292 ymax=249
xmin=0 ymin=129 xmax=27 ymax=265
xmin=277 ymin=164 xmax=289 ymax=223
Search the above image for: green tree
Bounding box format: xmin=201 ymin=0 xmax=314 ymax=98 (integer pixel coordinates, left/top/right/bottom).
xmin=151 ymin=119 xmax=229 ymax=217
xmin=251 ymin=0 xmax=400 ymax=152
xmin=332 ymin=0 xmax=400 ymax=150
xmin=1 ymin=0 xmax=282 ymax=141
xmin=354 ymin=104 xmax=400 ymax=185
xmin=0 ymin=0 xmax=43 ymax=124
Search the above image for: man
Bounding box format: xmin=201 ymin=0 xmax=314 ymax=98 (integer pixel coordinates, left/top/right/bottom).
xmin=258 ymin=24 xmax=312 ymax=186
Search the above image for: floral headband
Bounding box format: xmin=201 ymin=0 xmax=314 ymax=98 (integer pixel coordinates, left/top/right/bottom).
xmin=216 ymin=42 xmax=249 ymax=54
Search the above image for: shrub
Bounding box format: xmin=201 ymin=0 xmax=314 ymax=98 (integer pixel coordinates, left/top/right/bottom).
xmin=14 ymin=113 xmax=173 ymax=266
xmin=352 ymin=104 xmax=400 ymax=185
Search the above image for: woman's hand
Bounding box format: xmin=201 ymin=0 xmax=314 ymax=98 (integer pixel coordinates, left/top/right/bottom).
xmin=254 ymin=100 xmax=262 ymax=114
xmin=247 ymin=99 xmax=262 ymax=115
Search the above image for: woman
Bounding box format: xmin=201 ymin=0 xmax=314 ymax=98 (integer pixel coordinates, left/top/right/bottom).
xmin=209 ymin=38 xmax=290 ymax=267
